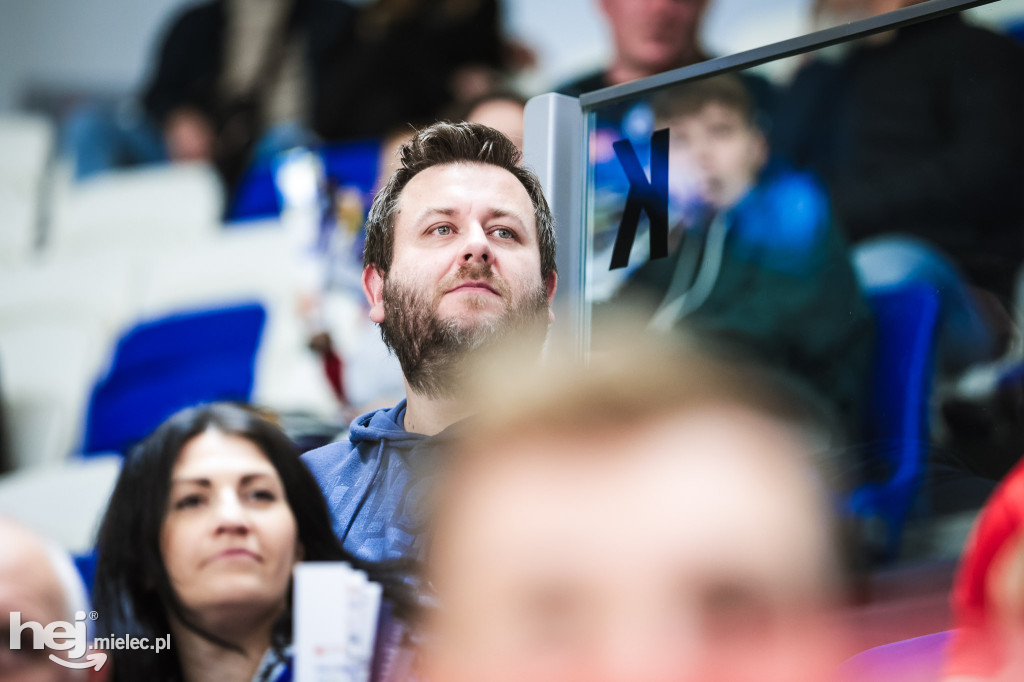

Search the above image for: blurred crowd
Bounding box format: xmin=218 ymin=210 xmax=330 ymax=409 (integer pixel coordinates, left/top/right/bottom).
xmin=3 ymin=0 xmax=1024 ymax=680
xmin=65 ymin=0 xmax=519 ymax=187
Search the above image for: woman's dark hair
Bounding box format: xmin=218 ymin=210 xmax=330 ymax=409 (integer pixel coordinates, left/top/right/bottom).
xmin=93 ymin=403 xmax=408 ymax=681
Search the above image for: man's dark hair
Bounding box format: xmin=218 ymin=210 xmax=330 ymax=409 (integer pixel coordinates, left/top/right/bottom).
xmin=652 ymin=74 xmax=756 ymax=127
xmin=364 ymin=121 xmax=557 ymax=281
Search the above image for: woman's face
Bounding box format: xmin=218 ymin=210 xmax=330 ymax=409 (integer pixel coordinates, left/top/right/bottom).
xmin=160 ymin=428 xmax=301 ymax=624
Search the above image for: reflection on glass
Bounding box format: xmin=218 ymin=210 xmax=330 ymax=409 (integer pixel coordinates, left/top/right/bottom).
xmin=583 ymin=1 xmax=1024 ymax=481
xmin=588 ymin=73 xmax=874 ymax=450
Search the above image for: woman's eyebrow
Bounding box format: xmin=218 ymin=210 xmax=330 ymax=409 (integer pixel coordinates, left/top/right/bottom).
xmin=170 ymin=471 xmax=275 ymax=486
xmin=239 ymin=472 xmax=276 ymax=485
xmin=170 ymin=477 xmax=211 ymax=487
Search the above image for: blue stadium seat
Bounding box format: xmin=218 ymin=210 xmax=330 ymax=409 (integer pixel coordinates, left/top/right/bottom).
xmin=74 ymin=549 xmax=98 ymax=597
xmin=848 ymin=284 xmax=941 ymax=561
xmin=226 ymin=139 xmax=381 ymax=222
xmin=81 ymin=303 xmax=266 ymax=456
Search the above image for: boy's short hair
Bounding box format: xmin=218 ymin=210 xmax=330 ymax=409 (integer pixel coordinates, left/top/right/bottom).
xmin=652 ymin=73 xmax=756 ymax=126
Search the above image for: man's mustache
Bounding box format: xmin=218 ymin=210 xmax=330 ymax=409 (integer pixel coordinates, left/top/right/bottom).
xmin=435 ymin=263 xmax=512 ymax=302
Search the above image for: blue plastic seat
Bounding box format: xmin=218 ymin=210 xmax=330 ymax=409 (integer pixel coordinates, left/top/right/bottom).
xmin=848 ymin=284 xmax=941 ymax=561
xmin=81 ymin=303 xmax=266 ymax=456
xmin=74 ymin=549 xmax=98 ymax=596
xmin=226 ymin=139 xmax=381 ymax=222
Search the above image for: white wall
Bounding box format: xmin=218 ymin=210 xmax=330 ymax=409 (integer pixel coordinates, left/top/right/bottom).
xmin=0 ymin=0 xmax=193 ymax=111
xmin=503 ymin=0 xmax=611 ymax=93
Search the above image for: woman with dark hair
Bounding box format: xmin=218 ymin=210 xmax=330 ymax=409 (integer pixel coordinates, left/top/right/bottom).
xmin=93 ymin=403 xmax=409 ymax=682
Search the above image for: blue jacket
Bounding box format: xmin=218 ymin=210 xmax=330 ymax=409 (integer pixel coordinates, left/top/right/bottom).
xmin=302 ymin=401 xmax=434 ymax=563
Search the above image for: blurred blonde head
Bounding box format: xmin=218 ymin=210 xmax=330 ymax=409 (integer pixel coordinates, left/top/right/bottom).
xmin=416 ymin=331 xmax=849 ymax=682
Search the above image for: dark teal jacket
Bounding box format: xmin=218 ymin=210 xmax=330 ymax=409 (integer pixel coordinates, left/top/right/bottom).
xmin=618 ymin=169 xmax=875 ymax=442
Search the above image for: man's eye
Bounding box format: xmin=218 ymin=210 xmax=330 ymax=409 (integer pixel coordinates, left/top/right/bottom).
xmin=174 ymin=494 xmax=203 ymax=510
xmin=434 ymin=225 xmax=452 ymax=236
xmin=494 ymin=227 xmax=514 ymax=240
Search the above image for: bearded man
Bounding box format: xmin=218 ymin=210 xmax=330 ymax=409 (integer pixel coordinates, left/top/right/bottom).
xmin=302 ymin=122 xmax=558 ymax=563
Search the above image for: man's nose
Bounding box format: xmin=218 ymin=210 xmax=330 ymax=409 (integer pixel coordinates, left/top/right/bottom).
xmin=460 ymin=222 xmax=492 ymax=265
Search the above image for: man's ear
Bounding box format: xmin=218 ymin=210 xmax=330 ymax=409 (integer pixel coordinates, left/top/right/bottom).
xmin=544 ymin=270 xmax=558 ymax=323
xmin=363 ymin=265 xmax=386 ymax=323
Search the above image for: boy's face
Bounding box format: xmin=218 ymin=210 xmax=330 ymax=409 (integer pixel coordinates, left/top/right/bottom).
xmin=666 ymin=102 xmax=767 ymax=210
xmin=420 ymin=407 xmax=844 ymax=682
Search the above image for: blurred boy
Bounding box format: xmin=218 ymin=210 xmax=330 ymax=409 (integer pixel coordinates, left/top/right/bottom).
xmin=615 ymin=75 xmax=874 ymax=446
xmin=416 ymin=341 xmax=849 ymax=682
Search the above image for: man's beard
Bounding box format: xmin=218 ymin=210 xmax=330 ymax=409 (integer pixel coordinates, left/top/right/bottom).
xmin=379 ymin=263 xmax=550 ymax=399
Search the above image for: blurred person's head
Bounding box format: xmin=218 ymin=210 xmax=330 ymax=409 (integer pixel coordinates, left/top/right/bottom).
xmin=600 ymin=0 xmax=711 ymax=85
xmin=653 ymin=75 xmax=767 ymax=209
xmin=361 ymin=122 xmax=557 ymax=404
xmin=812 ymin=0 xmax=925 ymax=28
xmin=462 ymin=92 xmax=527 ymax=152
xmin=93 ymin=403 xmax=385 ymax=681
xmin=0 ymin=518 xmax=95 ymax=681
xmin=945 ymin=459 xmax=1024 ymax=680
xmin=416 ymin=339 xmax=847 ymax=682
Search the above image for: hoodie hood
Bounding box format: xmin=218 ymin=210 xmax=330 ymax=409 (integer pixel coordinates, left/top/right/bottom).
xmin=348 ymin=400 xmax=425 ymax=449
xmin=301 ymin=398 xmax=457 ymax=565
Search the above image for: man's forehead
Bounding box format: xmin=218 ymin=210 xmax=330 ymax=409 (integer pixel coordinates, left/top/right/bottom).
xmin=395 ymin=162 xmax=534 ymax=225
